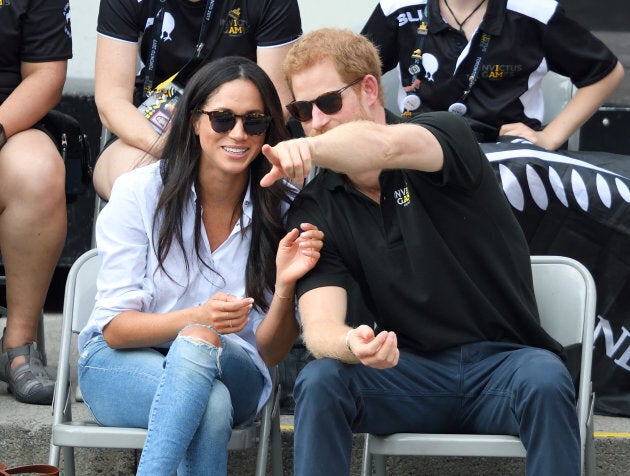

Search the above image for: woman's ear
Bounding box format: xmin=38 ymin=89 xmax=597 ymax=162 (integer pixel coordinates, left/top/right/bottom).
xmin=191 ymin=113 xmax=201 ymax=136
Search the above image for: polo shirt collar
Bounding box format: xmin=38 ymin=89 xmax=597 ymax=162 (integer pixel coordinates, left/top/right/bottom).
xmin=428 ymin=0 xmax=506 ymax=36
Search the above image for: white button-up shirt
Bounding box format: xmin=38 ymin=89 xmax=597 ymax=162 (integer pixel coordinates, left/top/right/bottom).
xmin=79 ymin=161 xmax=287 ymax=410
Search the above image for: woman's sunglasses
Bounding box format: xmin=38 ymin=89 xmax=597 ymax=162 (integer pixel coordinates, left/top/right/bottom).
xmin=285 ymin=77 xmax=364 ymax=122
xmin=194 ymin=109 xmax=272 ymax=136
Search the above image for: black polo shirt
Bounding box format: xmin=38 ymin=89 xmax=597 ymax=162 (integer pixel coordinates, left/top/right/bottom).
xmin=361 ymin=0 xmax=618 ymax=133
xmin=0 ymin=0 xmax=72 ymax=103
xmin=98 ymin=0 xmax=302 ymax=105
xmin=287 ymin=111 xmax=564 ymax=356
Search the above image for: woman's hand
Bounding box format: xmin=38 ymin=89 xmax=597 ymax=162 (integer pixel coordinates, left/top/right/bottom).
xmin=275 ymin=223 xmax=324 ymax=290
xmin=199 ymin=292 xmax=254 ymax=334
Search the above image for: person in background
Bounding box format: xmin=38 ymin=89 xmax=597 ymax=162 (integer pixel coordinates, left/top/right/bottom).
xmin=0 ymin=0 xmax=71 ymax=404
xmin=361 ymin=0 xmax=624 ymax=149
xmin=260 ymin=28 xmax=580 ymax=476
xmin=78 ymin=56 xmax=323 ymax=475
xmin=93 ymin=0 xmax=302 ymax=200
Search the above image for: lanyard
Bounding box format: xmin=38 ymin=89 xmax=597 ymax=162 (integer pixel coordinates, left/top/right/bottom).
xmin=403 ymin=2 xmax=492 ymax=116
xmin=143 ymin=0 xmax=216 ymax=97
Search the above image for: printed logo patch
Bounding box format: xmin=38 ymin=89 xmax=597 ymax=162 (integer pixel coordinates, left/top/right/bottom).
xmin=394 ymin=186 xmax=411 ymax=206
xmin=225 ymin=7 xmax=249 ymax=37
xmin=481 ymin=64 xmax=523 ymax=80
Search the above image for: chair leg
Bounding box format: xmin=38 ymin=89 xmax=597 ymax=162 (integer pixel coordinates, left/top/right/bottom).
xmin=254 ymin=397 xmax=274 ymax=476
xmin=584 ymin=415 xmax=596 ymax=476
xmin=270 ymin=407 xmax=283 ymax=476
xmin=374 ymin=454 xmax=386 ymax=476
xmin=62 ymin=446 xmax=76 ymax=476
xmin=48 ymin=443 xmax=60 ymax=467
xmin=361 ymin=435 xmax=372 ymax=476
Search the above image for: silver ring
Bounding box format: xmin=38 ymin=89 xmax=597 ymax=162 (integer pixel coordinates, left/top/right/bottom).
xmin=229 ymin=320 xmax=233 ymax=328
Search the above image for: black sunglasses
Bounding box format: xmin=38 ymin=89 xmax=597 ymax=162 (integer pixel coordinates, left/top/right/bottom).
xmin=194 ymin=109 xmax=272 ymax=136
xmin=285 ymin=77 xmax=364 ymax=122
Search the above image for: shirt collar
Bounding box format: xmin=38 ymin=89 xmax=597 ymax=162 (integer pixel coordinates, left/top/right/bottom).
xmin=428 ymin=0 xmax=505 ymax=36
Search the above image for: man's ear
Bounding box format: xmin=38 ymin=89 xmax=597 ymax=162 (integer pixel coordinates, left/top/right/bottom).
xmin=361 ymin=74 xmax=381 ymax=107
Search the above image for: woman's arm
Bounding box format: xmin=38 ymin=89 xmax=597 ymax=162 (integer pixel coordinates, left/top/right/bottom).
xmin=255 ymin=224 xmax=323 ymax=365
xmin=0 ymin=60 xmax=66 ymax=136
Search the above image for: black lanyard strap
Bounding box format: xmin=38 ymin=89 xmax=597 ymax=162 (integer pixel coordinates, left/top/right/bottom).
xmin=143 ymin=0 xmax=217 ymax=97
xmin=143 ymin=0 xmax=167 ymax=97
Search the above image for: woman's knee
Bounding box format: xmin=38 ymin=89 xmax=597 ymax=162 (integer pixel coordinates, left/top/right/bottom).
xmin=179 ymin=324 xmax=222 ymax=347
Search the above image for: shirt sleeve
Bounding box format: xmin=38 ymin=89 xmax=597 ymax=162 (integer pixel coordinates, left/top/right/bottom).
xmin=254 ymin=0 xmax=302 ymax=47
xmin=21 ymin=0 xmax=72 ymax=62
xmin=97 ymin=0 xmax=145 ymax=43
xmin=91 ymin=173 xmax=156 ymax=333
xmin=543 ymin=7 xmax=618 ymax=88
xmin=407 ymin=112 xmax=485 ymax=191
xmin=286 ymin=182 xmax=352 ymax=298
xmin=360 ymin=1 xmax=401 ymax=74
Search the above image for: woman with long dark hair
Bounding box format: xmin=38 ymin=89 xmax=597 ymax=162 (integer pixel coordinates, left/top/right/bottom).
xmin=77 ymin=56 xmax=323 ymax=475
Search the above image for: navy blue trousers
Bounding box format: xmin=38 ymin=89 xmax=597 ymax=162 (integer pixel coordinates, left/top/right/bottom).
xmin=293 ymin=341 xmax=580 ymax=476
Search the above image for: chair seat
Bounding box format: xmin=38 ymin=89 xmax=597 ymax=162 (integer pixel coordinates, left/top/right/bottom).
xmin=367 ymin=433 xmax=526 ymax=457
xmin=52 ymin=419 xmax=259 ymax=450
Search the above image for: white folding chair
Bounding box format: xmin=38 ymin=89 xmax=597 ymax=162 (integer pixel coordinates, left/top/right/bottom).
xmin=541 ymin=72 xmax=580 ymax=151
xmin=361 ymin=255 xmax=596 ymax=476
xmin=49 ymin=249 xmax=283 ymax=476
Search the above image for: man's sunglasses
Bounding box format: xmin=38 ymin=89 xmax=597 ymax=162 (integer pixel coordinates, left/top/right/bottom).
xmin=285 ymin=77 xmax=364 ymax=122
xmin=194 ymin=109 xmax=272 ymax=136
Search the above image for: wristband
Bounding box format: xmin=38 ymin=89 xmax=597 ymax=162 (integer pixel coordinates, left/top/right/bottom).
xmin=345 ymin=328 xmax=356 ymax=355
xmin=274 ymin=291 xmax=293 ymax=300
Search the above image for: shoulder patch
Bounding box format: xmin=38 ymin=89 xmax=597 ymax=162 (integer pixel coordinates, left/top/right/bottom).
xmin=506 ymin=0 xmax=558 ymax=25
xmin=379 ymin=0 xmax=428 ymax=17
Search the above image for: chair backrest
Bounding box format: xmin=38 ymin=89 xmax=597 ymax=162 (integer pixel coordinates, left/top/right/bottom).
xmin=66 ymin=249 xmax=100 ymax=334
xmin=530 ymin=255 xmax=596 ymax=439
xmin=530 ymin=255 xmax=593 ymax=347
xmin=541 ymin=72 xmax=580 ymax=150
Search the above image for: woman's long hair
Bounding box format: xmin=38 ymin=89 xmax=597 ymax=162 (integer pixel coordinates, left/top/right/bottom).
xmin=153 ymin=56 xmax=291 ymax=311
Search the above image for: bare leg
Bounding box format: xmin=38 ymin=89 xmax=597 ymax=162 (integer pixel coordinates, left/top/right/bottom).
xmin=0 ymin=129 xmax=65 ymax=403
xmin=92 ymin=138 xmax=159 ymax=201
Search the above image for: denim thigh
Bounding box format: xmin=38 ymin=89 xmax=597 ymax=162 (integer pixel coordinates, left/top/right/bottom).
xmin=78 ymin=335 xmax=164 ymax=428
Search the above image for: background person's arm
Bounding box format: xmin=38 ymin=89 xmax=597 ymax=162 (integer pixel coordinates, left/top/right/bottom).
xmin=257 ymin=45 xmax=294 ymax=121
xmin=0 ymin=60 xmax=66 ymax=136
xmin=94 ymin=34 xmax=163 ymax=155
xmin=500 ymin=61 xmax=625 ymax=150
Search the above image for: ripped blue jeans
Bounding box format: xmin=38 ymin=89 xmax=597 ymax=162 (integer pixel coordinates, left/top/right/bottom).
xmin=78 ymin=328 xmax=264 ymax=476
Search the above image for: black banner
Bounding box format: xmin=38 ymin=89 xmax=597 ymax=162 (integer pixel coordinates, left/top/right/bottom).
xmin=482 ymin=139 xmax=630 ymax=416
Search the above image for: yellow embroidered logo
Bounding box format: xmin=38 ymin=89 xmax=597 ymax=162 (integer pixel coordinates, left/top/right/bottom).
xmin=394 ymin=187 xmax=410 ymax=206
xmin=226 ymin=8 xmax=248 ymax=37
xmin=481 ymin=63 xmax=523 ymax=80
